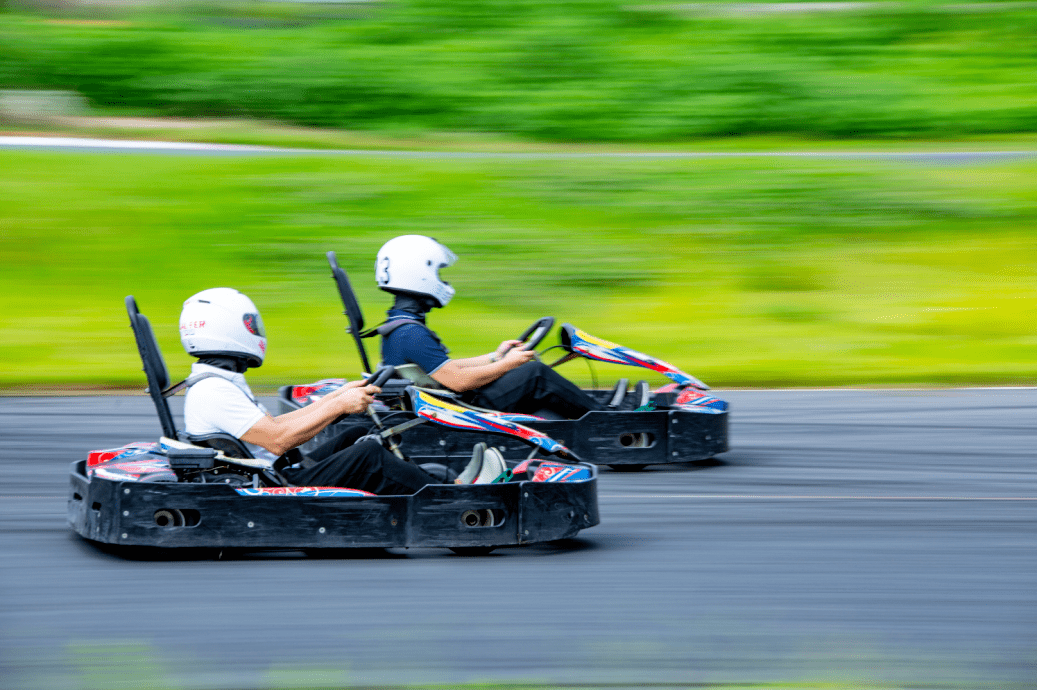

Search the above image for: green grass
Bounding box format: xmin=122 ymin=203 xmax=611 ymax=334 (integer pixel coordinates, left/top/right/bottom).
xmin=2 ymin=0 xmax=1037 ymax=142
xmin=2 ymin=149 xmax=1035 ymax=391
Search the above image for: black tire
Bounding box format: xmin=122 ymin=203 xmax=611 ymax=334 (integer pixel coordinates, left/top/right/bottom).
xmin=608 ymin=464 xmax=647 ymax=472
xmin=449 ymin=546 xmax=497 ymax=557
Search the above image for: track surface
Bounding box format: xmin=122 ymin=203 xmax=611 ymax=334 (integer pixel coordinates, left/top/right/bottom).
xmin=2 ymin=390 xmax=1035 ymax=689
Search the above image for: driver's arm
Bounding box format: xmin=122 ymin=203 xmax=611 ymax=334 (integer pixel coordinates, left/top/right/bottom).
xmin=431 ymin=347 xmax=535 ymax=392
xmin=450 ymin=339 xmax=525 ymax=369
xmin=240 ymin=381 xmax=379 ymax=456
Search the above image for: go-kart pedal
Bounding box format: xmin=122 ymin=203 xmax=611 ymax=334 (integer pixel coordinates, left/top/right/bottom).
xmin=455 ymin=443 xmax=508 ymax=484
xmin=475 ymin=447 xmax=507 ymax=484
xmin=607 ymin=379 xmax=630 ymax=409
xmin=633 ymin=380 xmax=650 ymax=409
xmin=455 ymin=443 xmax=485 ymax=484
xmin=605 ymin=379 xmax=651 ymax=411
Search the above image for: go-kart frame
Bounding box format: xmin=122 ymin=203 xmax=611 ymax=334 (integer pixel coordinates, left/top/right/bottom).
xmin=277 ymin=252 xmax=729 ymax=471
xmin=66 ymin=297 xmax=598 ymax=555
xmin=68 ymin=454 xmax=598 ymax=552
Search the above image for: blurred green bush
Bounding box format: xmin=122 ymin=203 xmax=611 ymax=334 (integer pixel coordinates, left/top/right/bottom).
xmin=1 ymin=0 xmax=1036 ymax=141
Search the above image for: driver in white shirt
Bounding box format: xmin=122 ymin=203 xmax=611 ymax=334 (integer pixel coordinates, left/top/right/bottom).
xmin=179 ymin=288 xmax=502 ymax=492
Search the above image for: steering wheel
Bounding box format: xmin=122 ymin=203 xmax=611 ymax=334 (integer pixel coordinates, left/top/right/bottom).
xmin=514 ymin=317 xmax=555 ymax=352
xmin=364 ymin=366 xmax=397 ymax=388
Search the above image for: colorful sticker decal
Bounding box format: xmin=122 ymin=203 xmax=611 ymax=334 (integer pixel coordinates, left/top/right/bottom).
xmin=87 ymin=442 xmax=161 ymax=467
xmin=673 ymin=387 xmax=729 ymax=414
xmin=409 ymin=389 xmax=570 ymax=457
xmin=88 ymin=442 xmax=173 ymax=482
xmin=567 ymin=328 xmax=710 ymax=390
xmin=89 ymin=456 xmax=177 ymax=483
xmin=531 ymin=461 xmax=592 ymax=483
xmin=511 ymin=459 xmax=533 ymax=475
xmin=235 ymin=486 xmax=373 ymax=498
xmin=291 ymin=379 xmax=346 ymax=405
xmin=494 ymin=412 xmax=545 ymax=423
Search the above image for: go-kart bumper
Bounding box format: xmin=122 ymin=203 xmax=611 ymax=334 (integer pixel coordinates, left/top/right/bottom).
xmin=67 ymin=460 xmax=599 ymax=550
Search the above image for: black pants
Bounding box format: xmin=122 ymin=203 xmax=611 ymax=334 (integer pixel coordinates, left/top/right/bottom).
xmin=281 ymin=424 xmax=436 ymax=495
xmin=464 ymin=361 xmax=603 ymax=419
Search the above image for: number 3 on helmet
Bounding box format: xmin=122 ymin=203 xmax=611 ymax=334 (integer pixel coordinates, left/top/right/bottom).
xmin=375 ymin=235 xmax=458 ymax=307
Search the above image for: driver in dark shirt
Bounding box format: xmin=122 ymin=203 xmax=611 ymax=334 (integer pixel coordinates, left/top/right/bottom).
xmin=374 ymin=235 xmax=602 ymax=419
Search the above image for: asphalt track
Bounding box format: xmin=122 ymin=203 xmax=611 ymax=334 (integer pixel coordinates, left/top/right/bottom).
xmin=3 ymin=135 xmax=1037 ymax=161
xmin=2 ymin=390 xmax=1035 ymax=689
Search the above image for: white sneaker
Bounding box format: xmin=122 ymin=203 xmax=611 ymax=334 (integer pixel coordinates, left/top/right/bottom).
xmin=455 ymin=443 xmax=486 ymax=484
xmin=473 ymin=447 xmax=507 ymax=484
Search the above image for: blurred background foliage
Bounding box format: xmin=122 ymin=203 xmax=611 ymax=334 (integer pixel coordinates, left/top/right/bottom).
xmin=2 ymin=0 xmax=1036 ymax=390
xmin=2 ymin=151 xmax=1035 ymax=389
xmin=1 ymin=0 xmax=1037 ymax=141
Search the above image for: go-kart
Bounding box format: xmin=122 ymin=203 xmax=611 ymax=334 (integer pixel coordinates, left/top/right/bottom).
xmin=276 ymin=252 xmax=729 ymax=471
xmin=67 ymin=297 xmax=598 ymax=555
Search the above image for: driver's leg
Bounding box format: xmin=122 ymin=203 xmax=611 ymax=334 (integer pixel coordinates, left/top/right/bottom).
xmin=466 ymin=361 xmax=602 ymax=419
xmin=305 ymin=422 xmax=371 ymax=463
xmin=283 ymin=439 xmax=436 ymax=495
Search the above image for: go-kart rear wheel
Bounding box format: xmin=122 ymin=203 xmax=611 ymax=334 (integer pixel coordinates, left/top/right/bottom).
xmin=449 ymin=546 xmax=497 ymax=557
xmin=608 ymin=464 xmax=647 ymax=472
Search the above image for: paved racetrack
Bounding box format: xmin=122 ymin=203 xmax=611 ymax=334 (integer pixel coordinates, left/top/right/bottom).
xmin=2 ymin=390 xmax=1035 ymax=689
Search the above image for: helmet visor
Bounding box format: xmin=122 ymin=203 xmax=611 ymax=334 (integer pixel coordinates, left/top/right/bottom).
xmin=431 ymin=239 xmax=457 ymax=286
xmin=242 ymin=312 xmax=266 ymax=338
xmin=435 ymin=261 xmax=452 ymax=287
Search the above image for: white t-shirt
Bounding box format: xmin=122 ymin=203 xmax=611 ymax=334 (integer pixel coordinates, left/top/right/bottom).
xmin=183 ymin=363 xmax=279 ymax=462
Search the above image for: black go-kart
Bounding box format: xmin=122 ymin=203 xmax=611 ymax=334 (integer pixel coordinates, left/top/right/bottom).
xmin=277 ymin=252 xmax=729 ymax=472
xmin=67 ymin=297 xmax=598 ymax=556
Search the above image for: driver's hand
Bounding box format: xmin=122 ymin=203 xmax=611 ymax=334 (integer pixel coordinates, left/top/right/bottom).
xmin=495 ymin=339 xmax=524 ymax=359
xmin=331 ymin=384 xmax=380 ymax=414
xmin=502 ymin=347 xmax=536 ymax=368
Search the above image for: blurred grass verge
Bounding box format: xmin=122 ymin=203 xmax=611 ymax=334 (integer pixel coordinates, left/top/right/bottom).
xmin=1 ymin=151 xmax=1034 ymax=391
xmin=44 ymin=640 xmax=1022 ymax=690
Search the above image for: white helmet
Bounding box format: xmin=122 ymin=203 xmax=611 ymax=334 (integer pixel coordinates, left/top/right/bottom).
xmin=375 ymin=235 xmax=458 ymax=307
xmin=179 ymin=288 xmax=267 ymax=368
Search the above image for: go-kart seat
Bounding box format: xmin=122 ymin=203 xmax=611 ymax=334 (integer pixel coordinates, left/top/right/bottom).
xmin=391 ymin=363 xmax=448 ymax=390
xmin=185 ymin=432 xmax=253 ymax=460
xmin=326 ymin=251 xmax=457 ymax=395
xmin=327 ymin=250 xmax=374 ymax=375
xmin=126 ymin=295 xmax=181 ymax=440
xmin=125 ymin=295 xmax=255 ymax=461
xmin=327 ymin=251 xmax=450 ymax=392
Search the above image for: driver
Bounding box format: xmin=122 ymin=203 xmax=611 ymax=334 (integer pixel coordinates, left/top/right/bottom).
xmin=179 ymin=287 xmax=503 ymax=492
xmin=374 ymin=235 xmax=603 ymax=419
